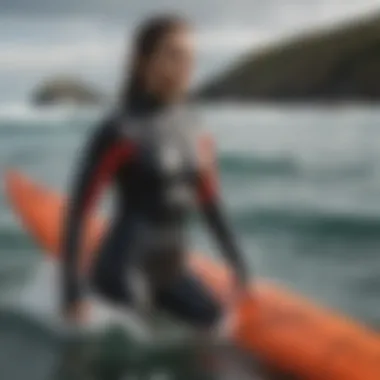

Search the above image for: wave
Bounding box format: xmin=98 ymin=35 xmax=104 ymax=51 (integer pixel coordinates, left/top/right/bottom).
xmin=0 ymin=260 xmax=192 ymax=379
xmin=0 ymin=103 xmax=103 ymax=130
xmin=220 ymin=153 xmax=299 ymax=177
xmin=0 ymin=305 xmax=270 ymax=380
xmin=219 ymin=152 xmax=373 ymax=181
xmin=233 ymin=206 xmax=380 ymax=237
xmin=0 ymin=306 xmax=140 ymax=380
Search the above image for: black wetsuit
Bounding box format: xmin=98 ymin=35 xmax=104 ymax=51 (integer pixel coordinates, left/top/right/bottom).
xmin=62 ymin=95 xmax=247 ymax=328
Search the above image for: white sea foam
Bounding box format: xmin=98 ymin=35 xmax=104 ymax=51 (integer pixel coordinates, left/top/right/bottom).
xmin=9 ymin=260 xmax=152 ymax=341
xmin=0 ymin=102 xmax=103 ymax=127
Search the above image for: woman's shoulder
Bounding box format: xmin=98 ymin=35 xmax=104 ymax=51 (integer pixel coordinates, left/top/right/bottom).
xmin=93 ymin=108 xmax=126 ymax=135
xmin=98 ymin=108 xmax=124 ymax=129
xmin=82 ymin=111 xmax=122 ymax=150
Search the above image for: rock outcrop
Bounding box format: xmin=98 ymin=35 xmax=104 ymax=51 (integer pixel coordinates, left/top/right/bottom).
xmin=31 ymin=76 xmax=104 ymax=106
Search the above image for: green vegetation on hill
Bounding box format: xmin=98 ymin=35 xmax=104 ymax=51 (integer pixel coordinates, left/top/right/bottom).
xmin=198 ymin=14 xmax=380 ymax=102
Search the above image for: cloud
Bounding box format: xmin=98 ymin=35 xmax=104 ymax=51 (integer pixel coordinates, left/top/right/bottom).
xmin=1 ymin=0 xmax=379 ymax=28
xmin=0 ymin=41 xmax=121 ymax=70
xmin=2 ymin=0 xmax=378 ymax=73
xmin=0 ymin=0 xmax=257 ymax=24
xmin=0 ymin=16 xmax=264 ymax=71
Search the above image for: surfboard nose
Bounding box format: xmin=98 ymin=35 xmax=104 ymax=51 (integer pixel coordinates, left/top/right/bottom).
xmin=5 ymin=170 xmax=26 ymax=197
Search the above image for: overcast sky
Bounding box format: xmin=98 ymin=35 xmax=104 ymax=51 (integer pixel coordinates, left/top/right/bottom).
xmin=0 ymin=0 xmax=379 ymax=102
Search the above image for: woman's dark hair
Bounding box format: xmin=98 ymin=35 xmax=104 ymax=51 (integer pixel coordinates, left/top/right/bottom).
xmin=121 ymin=15 xmax=189 ymax=106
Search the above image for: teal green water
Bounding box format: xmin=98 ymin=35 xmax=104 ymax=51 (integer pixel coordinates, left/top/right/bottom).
xmin=1 ymin=104 xmax=380 ymax=379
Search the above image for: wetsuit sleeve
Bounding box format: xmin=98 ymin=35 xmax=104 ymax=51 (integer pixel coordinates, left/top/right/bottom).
xmin=196 ymin=134 xmax=249 ymax=285
xmin=62 ymin=118 xmax=135 ymax=313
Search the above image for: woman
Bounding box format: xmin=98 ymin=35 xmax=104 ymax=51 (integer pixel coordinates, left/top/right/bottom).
xmin=62 ymin=15 xmax=249 ymax=346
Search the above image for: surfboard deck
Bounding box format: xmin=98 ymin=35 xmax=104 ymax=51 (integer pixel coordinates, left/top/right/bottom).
xmin=5 ymin=170 xmax=380 ymax=380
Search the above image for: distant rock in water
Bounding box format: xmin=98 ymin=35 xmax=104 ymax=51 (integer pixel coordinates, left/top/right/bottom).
xmin=198 ymin=14 xmax=380 ymax=102
xmin=31 ymin=76 xmax=104 ymax=106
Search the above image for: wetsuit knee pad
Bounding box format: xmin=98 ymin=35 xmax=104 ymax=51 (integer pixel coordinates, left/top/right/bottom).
xmin=90 ymin=262 xmax=132 ymax=305
xmin=156 ymin=273 xmax=223 ymax=329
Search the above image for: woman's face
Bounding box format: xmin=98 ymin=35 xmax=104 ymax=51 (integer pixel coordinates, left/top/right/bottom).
xmin=143 ymin=27 xmax=195 ymax=101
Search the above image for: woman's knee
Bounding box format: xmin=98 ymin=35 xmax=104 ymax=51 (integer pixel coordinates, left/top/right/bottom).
xmin=90 ymin=261 xmax=127 ymax=302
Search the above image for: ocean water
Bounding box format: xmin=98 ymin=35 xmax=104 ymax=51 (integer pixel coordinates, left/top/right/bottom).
xmin=0 ymin=103 xmax=380 ymax=379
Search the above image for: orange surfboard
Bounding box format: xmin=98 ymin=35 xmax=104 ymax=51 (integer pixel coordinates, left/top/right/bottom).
xmin=5 ymin=170 xmax=380 ymax=380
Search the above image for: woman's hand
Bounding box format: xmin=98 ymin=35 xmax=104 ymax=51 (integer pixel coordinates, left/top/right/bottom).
xmin=63 ymin=301 xmax=90 ymax=326
xmin=230 ymin=272 xmax=248 ymax=304
xmin=218 ymin=277 xmax=253 ymax=343
xmin=225 ymin=271 xmax=252 ymax=326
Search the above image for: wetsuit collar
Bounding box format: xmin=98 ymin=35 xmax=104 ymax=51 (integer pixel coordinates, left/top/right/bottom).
xmin=126 ymin=89 xmax=168 ymax=117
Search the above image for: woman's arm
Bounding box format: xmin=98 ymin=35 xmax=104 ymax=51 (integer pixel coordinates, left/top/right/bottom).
xmin=62 ymin=118 xmax=135 ymax=318
xmin=196 ymin=134 xmax=249 ymax=286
